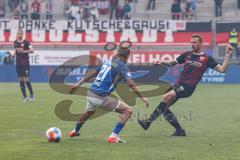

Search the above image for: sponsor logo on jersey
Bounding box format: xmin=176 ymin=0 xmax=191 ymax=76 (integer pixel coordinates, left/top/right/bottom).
xmin=177 ymin=85 xmax=184 ymax=92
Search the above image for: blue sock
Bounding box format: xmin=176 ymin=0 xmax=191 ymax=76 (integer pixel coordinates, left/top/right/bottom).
xmin=75 ymin=122 xmax=82 ymax=132
xmin=113 ymin=122 xmax=124 ymax=135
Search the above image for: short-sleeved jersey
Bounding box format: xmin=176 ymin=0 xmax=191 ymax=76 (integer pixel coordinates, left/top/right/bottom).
xmin=176 ymin=51 xmax=219 ymax=86
xmin=14 ymin=39 xmax=31 ymax=66
xmin=90 ymin=58 xmax=132 ymax=96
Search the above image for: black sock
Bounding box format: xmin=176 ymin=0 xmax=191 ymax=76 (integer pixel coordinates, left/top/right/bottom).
xmin=147 ymin=102 xmax=167 ymax=123
xmin=163 ymin=109 xmax=183 ymax=131
xmin=20 ymin=81 xmax=27 ymax=98
xmin=25 ymin=81 xmax=33 ymax=96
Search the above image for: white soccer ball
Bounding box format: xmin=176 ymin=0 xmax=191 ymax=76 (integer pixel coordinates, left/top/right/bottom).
xmin=45 ymin=127 xmax=61 ymax=143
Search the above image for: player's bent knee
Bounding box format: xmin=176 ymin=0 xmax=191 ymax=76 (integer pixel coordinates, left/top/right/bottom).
xmin=120 ymin=106 xmax=132 ymax=115
xmin=169 ymin=93 xmax=176 ymax=103
xmin=162 ymin=91 xmax=176 ymax=104
xmin=163 ymin=94 xmax=172 ymax=103
xmin=162 ymin=94 xmax=169 ymax=103
xmin=115 ymin=102 xmax=131 ymax=114
xmin=168 ymin=91 xmax=176 ymax=100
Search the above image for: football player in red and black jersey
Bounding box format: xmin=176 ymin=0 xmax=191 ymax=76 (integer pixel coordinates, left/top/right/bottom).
xmin=12 ymin=30 xmax=34 ymax=102
xmin=138 ymin=34 xmax=233 ymax=136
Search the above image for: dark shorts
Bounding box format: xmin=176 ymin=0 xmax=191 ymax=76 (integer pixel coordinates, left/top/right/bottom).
xmin=173 ymin=82 xmax=196 ymax=99
xmin=16 ymin=65 xmax=30 ymax=77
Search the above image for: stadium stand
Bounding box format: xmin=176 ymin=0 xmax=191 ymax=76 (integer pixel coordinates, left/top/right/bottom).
xmin=0 ymin=0 xmax=238 ymax=20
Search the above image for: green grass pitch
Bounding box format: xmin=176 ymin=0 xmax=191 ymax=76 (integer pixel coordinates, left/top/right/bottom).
xmin=0 ymin=83 xmax=240 ymax=160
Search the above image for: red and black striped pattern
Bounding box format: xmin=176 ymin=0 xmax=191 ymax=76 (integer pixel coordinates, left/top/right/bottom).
xmin=176 ymin=51 xmax=218 ymax=86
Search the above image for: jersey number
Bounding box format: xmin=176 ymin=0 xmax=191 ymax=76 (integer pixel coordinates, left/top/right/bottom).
xmin=96 ymin=65 xmax=111 ymax=82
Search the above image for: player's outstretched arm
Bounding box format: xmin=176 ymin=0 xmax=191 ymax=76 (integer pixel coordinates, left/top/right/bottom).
xmin=155 ymin=60 xmax=178 ymax=67
xmin=126 ymin=79 xmax=149 ymax=107
xmin=69 ymin=69 xmax=99 ymax=94
xmin=214 ymin=44 xmax=233 ymax=73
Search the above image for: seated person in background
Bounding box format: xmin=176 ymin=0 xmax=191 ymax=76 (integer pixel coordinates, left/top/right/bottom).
xmin=0 ymin=0 xmax=5 ymax=18
xmin=31 ymin=0 xmax=41 ymax=20
xmin=183 ymin=0 xmax=193 ymax=20
xmin=171 ymin=0 xmax=181 ymax=20
xmin=65 ymin=1 xmax=80 ymax=20
xmin=20 ymin=0 xmax=29 ymax=19
xmin=12 ymin=7 xmax=21 ymax=20
xmin=90 ymin=4 xmax=99 ymax=20
xmin=97 ymin=0 xmax=109 ymax=14
xmin=121 ymin=0 xmax=131 ymax=20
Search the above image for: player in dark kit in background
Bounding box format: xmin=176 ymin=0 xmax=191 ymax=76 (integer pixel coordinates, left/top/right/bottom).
xmin=138 ymin=34 xmax=233 ymax=136
xmin=12 ymin=30 xmax=35 ymax=103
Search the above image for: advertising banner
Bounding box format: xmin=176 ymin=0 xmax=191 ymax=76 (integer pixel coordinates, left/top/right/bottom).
xmin=216 ymin=21 xmax=240 ymax=44
xmin=0 ymin=20 xmax=212 ymax=46
xmin=90 ymin=50 xmax=183 ymax=63
xmin=28 ymin=50 xmax=89 ymax=66
xmin=1 ymin=64 xmax=239 ymax=84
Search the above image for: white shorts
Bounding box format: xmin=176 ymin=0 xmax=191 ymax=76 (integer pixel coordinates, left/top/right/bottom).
xmin=86 ymin=90 xmax=120 ymax=112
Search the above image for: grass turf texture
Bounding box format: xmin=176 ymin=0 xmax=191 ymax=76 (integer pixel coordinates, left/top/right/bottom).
xmin=0 ymin=83 xmax=240 ymax=160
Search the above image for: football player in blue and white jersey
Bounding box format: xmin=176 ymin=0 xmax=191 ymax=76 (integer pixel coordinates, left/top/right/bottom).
xmin=69 ymin=43 xmax=149 ymax=143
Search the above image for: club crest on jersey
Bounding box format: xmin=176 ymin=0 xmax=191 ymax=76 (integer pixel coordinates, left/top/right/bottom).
xmin=187 ymin=60 xmax=202 ymax=67
xmin=177 ymin=86 xmax=184 ymax=92
xmin=21 ymin=43 xmax=24 ymax=47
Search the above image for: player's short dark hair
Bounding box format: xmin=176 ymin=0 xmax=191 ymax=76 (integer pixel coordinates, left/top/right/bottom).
xmin=192 ymin=34 xmax=202 ymax=43
xmin=117 ymin=44 xmax=131 ymax=57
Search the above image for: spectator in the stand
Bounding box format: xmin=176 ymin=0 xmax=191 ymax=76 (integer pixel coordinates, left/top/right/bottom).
xmin=229 ymin=28 xmax=239 ymax=60
xmin=191 ymin=0 xmax=196 ymax=19
xmin=46 ymin=0 xmax=53 ymax=20
xmin=65 ymin=1 xmax=79 ymax=20
xmin=89 ymin=4 xmax=99 ymax=20
xmin=12 ymin=7 xmax=21 ymax=19
xmin=0 ymin=0 xmax=5 ymax=18
xmin=65 ymin=0 xmax=75 ymax=18
xmin=31 ymin=0 xmax=41 ymax=20
xmin=64 ymin=0 xmax=71 ymax=12
xmin=147 ymin=0 xmax=155 ymax=10
xmin=116 ymin=5 xmax=122 ymax=19
xmin=97 ymin=0 xmax=109 ymax=14
xmin=20 ymin=0 xmax=29 ymax=19
xmin=76 ymin=5 xmax=84 ymax=20
xmin=121 ymin=0 xmax=131 ymax=19
xmin=238 ymin=0 xmax=240 ymax=11
xmin=214 ymin=0 xmax=223 ymax=17
xmin=171 ymin=0 xmax=181 ymax=20
xmin=183 ymin=0 xmax=193 ymax=20
xmin=186 ymin=0 xmax=192 ymax=10
xmin=8 ymin=0 xmax=13 ymax=12
xmin=8 ymin=0 xmax=19 ymax=12
xmin=110 ymin=0 xmax=118 ymax=19
xmin=84 ymin=2 xmax=92 ymax=20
